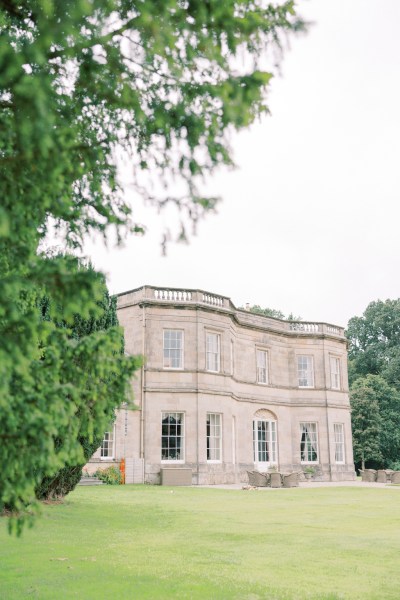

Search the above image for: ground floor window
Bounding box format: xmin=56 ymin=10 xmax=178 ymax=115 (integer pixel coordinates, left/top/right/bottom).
xmin=334 ymin=423 xmax=345 ymax=463
xmin=100 ymin=429 xmax=114 ymax=459
xmin=300 ymin=422 xmax=318 ymax=462
xmin=253 ymin=420 xmax=277 ymax=464
xmin=162 ymin=412 xmax=184 ymax=461
xmin=207 ymin=413 xmax=222 ymax=461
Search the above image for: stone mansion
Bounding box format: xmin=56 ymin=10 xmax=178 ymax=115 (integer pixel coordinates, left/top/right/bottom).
xmin=87 ymin=285 xmax=355 ymax=484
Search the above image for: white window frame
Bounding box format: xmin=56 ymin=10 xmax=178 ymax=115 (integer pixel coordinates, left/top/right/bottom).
xmin=161 ymin=412 xmax=185 ymax=462
xmin=206 ymin=332 xmax=221 ymax=372
xmin=253 ymin=419 xmax=278 ymax=467
xmin=300 ymin=422 xmax=319 ymax=463
xmin=334 ymin=423 xmax=345 ymax=464
xmin=207 ymin=413 xmax=222 ymax=462
xmin=163 ymin=329 xmax=184 ymax=370
xmin=330 ymin=356 xmax=341 ymax=390
xmin=256 ymin=349 xmax=268 ymax=384
xmin=100 ymin=428 xmax=115 ymax=460
xmin=297 ymin=355 xmax=314 ymax=388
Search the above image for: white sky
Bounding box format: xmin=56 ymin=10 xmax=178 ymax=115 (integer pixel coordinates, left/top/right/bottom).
xmin=84 ymin=0 xmax=400 ymax=328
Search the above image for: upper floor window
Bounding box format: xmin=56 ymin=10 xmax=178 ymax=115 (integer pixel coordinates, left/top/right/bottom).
xmin=100 ymin=429 xmax=114 ymax=459
xmin=330 ymin=356 xmax=341 ymax=390
xmin=206 ymin=332 xmax=220 ymax=372
xmin=300 ymin=422 xmax=318 ymax=462
xmin=256 ymin=349 xmax=268 ymax=384
xmin=161 ymin=412 xmax=184 ymax=461
xmin=207 ymin=413 xmax=222 ymax=461
xmin=297 ymin=355 xmax=314 ymax=388
xmin=334 ymin=423 xmax=345 ymax=463
xmin=163 ymin=330 xmax=183 ymax=369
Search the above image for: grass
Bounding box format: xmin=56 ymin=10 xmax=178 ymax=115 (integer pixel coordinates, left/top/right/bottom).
xmin=1 ymin=485 xmax=400 ymax=599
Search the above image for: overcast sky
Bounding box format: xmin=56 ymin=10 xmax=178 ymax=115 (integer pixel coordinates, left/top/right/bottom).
xmin=84 ymin=0 xmax=400 ymax=328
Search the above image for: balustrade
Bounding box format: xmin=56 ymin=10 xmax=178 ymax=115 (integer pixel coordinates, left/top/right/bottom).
xmin=202 ymin=293 xmax=224 ymax=307
xmin=153 ymin=289 xmax=192 ymax=302
xmin=119 ymin=287 xmax=344 ymax=338
xmin=289 ymin=322 xmax=320 ymax=333
xmin=326 ymin=325 xmax=340 ymax=335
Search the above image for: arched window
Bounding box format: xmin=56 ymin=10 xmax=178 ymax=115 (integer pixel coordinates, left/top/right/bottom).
xmin=253 ymin=410 xmax=277 ymax=467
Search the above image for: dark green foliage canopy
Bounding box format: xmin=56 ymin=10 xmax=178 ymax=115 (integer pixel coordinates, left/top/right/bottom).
xmin=350 ymin=376 xmax=383 ymax=470
xmin=347 ymin=299 xmax=400 ymax=385
xmin=1 ymin=261 xmax=140 ymax=531
xmin=35 ymin=273 xmax=135 ymax=502
xmin=347 ymin=300 xmax=400 ymax=468
xmin=0 ymin=1 xmax=304 ymax=529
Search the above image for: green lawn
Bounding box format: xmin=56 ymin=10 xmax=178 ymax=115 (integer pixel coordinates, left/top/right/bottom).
xmin=1 ymin=485 xmax=400 ymax=599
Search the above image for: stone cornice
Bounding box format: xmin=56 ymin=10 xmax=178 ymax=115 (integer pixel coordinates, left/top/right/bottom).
xmin=116 ymin=285 xmax=346 ymax=342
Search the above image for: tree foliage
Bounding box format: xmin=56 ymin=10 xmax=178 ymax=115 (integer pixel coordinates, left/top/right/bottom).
xmin=244 ymin=304 xmax=302 ymax=320
xmin=35 ymin=274 xmax=134 ymax=501
xmin=350 ymin=377 xmax=382 ymax=470
xmin=1 ymin=259 xmax=140 ymax=531
xmin=0 ymin=1 xmax=304 ymax=528
xmin=347 ymin=299 xmax=400 ymax=385
xmin=347 ymin=299 xmax=400 ymax=468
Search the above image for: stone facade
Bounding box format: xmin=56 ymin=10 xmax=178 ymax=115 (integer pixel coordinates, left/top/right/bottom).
xmin=87 ymin=286 xmax=356 ymax=484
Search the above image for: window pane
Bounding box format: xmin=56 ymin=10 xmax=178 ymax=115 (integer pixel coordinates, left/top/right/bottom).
xmin=100 ymin=430 xmax=114 ymax=458
xmin=253 ymin=419 xmax=277 ymax=464
xmin=330 ymin=357 xmax=341 ymax=389
xmin=161 ymin=412 xmax=184 ymax=461
xmin=256 ymin=350 xmax=268 ymax=384
xmin=334 ymin=423 xmax=345 ymax=463
xmin=300 ymin=422 xmax=318 ymax=462
xmin=163 ymin=330 xmax=183 ymax=368
xmin=207 ymin=413 xmax=222 ymax=461
xmin=206 ymin=333 xmax=220 ymax=372
xmin=298 ymin=356 xmax=314 ymax=387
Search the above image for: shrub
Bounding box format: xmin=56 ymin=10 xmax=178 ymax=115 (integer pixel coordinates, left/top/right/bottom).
xmin=36 ymin=465 xmax=83 ymax=501
xmin=95 ymin=466 xmax=122 ymax=485
xmin=303 ymin=466 xmax=316 ymax=475
xmin=388 ymin=460 xmax=400 ymax=471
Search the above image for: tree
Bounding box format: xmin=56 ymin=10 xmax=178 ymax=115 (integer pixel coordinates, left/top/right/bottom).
xmin=347 ymin=300 xmax=400 ymax=467
xmin=350 ymin=377 xmax=382 ymax=470
xmin=0 ymin=1 xmax=305 ymax=527
xmin=35 ymin=270 xmax=137 ymax=501
xmin=1 ymin=259 xmax=139 ymax=531
xmin=347 ymin=299 xmax=400 ymax=385
xmin=350 ymin=374 xmax=400 ymax=468
xmin=244 ymin=304 xmax=302 ymax=320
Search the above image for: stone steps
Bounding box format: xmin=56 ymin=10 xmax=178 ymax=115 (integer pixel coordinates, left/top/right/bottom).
xmin=78 ymin=477 xmax=104 ymax=486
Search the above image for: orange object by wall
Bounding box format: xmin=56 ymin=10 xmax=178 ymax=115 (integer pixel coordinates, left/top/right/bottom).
xmin=119 ymin=458 xmax=125 ymax=484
